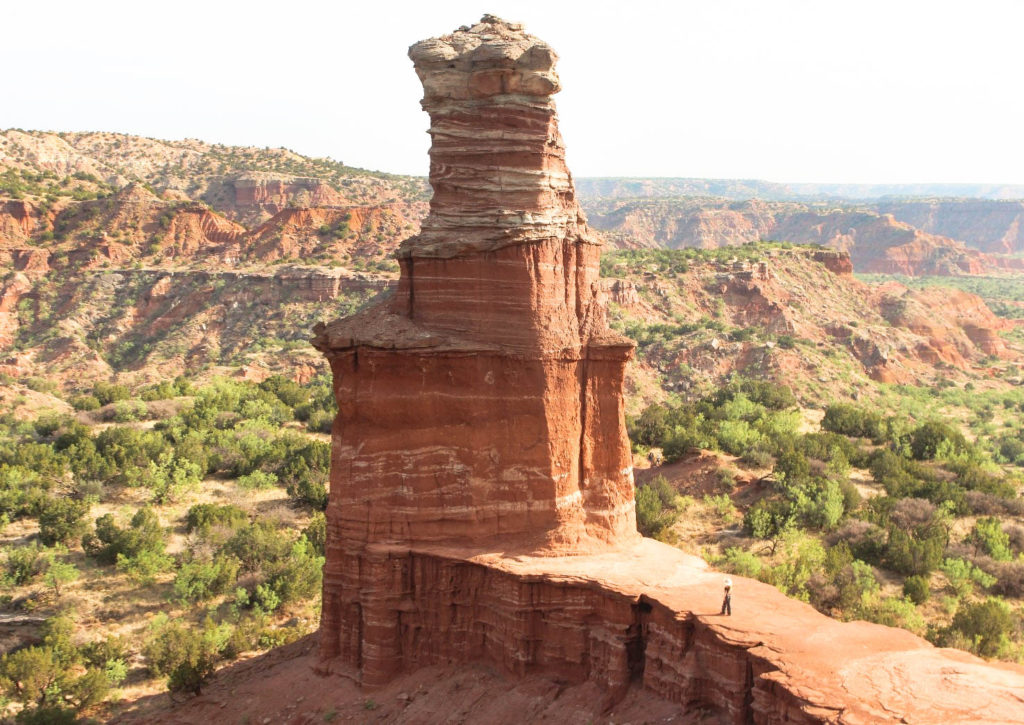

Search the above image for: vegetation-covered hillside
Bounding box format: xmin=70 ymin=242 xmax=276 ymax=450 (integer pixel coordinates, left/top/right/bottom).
xmin=0 ymin=376 xmax=335 ymax=722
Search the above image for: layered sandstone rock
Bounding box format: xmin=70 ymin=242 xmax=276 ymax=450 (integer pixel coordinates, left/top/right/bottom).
xmin=313 ymin=15 xmax=637 ymax=557
xmin=586 ymin=199 xmax=1024 ymax=276
xmin=877 ymin=199 xmax=1024 ymax=255
xmin=312 ymin=15 xmax=1024 ymax=723
xmin=877 ymin=283 xmax=1013 ymax=361
xmin=314 ymin=12 xmax=637 ymax=682
xmin=244 ymin=203 xmax=426 ymax=263
xmin=812 ymin=249 xmax=853 ymax=275
xmin=232 ymin=174 xmax=350 ymax=220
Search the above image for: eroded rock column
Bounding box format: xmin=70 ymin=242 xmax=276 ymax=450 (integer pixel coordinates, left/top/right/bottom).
xmin=313 ymin=15 xmax=638 ymax=680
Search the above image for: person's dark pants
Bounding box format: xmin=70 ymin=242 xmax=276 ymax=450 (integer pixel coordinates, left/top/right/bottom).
xmin=721 ymin=594 xmax=731 ymax=615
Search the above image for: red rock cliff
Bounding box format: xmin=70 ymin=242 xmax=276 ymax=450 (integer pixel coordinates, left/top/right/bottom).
xmin=311 ymin=16 xmax=1024 ymax=722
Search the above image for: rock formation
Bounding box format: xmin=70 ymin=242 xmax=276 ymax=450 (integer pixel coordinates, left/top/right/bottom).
xmin=312 ymin=14 xmax=638 ymax=556
xmin=311 ymin=15 xmax=1024 ymax=723
xmin=876 ymin=199 xmax=1024 ymax=255
xmin=584 ymin=198 xmax=1024 ymax=276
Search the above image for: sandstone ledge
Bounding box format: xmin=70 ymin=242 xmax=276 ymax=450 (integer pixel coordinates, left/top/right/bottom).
xmin=320 ymin=538 xmax=1024 ymax=724
xmin=311 ymin=306 xmax=632 ymax=358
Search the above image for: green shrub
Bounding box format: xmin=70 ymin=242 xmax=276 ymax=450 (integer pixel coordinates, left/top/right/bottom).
xmin=0 ymin=645 xmax=64 ymax=706
xmin=80 ymin=636 xmax=128 ymax=671
xmin=807 ymin=543 xmax=878 ymax=615
xmin=744 ymin=498 xmax=795 ymax=542
xmin=715 ymin=419 xmax=762 ymax=456
xmin=821 ymin=404 xmax=883 ymax=440
xmin=146 ymin=452 xmax=202 ymax=504
xmin=303 ymin=511 xmax=326 ymax=556
xmin=763 ymin=532 xmax=826 ymax=602
xmin=116 ymin=549 xmax=171 ymax=585
xmin=110 ymin=399 xmax=147 ymax=423
xmin=968 ymin=517 xmax=1013 ymax=561
xmin=37 ymin=497 xmax=90 ymax=546
xmin=885 ymin=526 xmax=946 ymax=576
xmin=92 ymin=382 xmax=130 ymax=406
xmin=4 ymin=542 xmax=44 ymax=586
xmin=306 ymin=409 xmax=334 ymax=433
xmin=267 ymin=536 xmax=323 ymax=605
xmin=41 ymin=554 xmax=78 ymax=598
xmin=259 ymin=375 xmax=308 ymax=408
xmin=903 ymin=575 xmax=931 ymax=605
xmin=173 ymin=555 xmax=240 ymax=602
xmin=185 ymin=503 xmax=248 ymax=535
xmin=635 ymin=476 xmax=681 ymax=538
xmin=718 ymin=547 xmax=763 ymax=578
xmin=940 ymin=557 xmax=996 ymax=598
xmin=285 ymin=468 xmax=328 ymax=510
xmin=909 ymin=420 xmax=967 ymax=460
xmin=222 ymin=521 xmax=291 ymax=572
xmin=70 ymin=395 xmax=101 ymax=412
xmin=83 ymin=507 xmax=166 ymax=565
xmin=860 ymin=596 xmax=927 ymax=635
xmin=949 ymin=598 xmax=1013 ymax=658
xmin=143 ymin=614 xmax=231 ymax=694
xmin=14 ymin=706 xmax=79 ymax=724
xmin=237 ymin=470 xmax=277 ymax=490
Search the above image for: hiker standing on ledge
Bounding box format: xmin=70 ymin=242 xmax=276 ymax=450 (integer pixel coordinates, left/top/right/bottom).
xmin=721 ymin=577 xmax=732 ymax=616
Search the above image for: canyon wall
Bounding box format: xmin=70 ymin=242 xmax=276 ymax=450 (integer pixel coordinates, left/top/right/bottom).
xmin=585 ymin=199 xmax=1024 ymax=276
xmin=876 ymin=199 xmax=1024 ymax=255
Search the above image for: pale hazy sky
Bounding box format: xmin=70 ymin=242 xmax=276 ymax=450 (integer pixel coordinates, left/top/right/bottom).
xmin=5 ymin=0 xmax=1024 ymax=184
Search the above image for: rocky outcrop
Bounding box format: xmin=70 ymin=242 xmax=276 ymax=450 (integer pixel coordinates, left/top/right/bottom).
xmin=812 ymin=249 xmax=853 ymax=275
xmin=877 ymin=283 xmax=1013 ymax=361
xmin=876 ymin=199 xmax=1024 ymax=255
xmin=232 ymin=174 xmax=350 ymax=219
xmin=317 ymin=541 xmax=1024 ymax=723
xmin=314 ymin=11 xmax=637 ymax=671
xmin=0 ymin=272 xmax=32 ymax=348
xmin=0 ymin=200 xmax=50 ymax=245
xmin=244 ymin=203 xmax=425 ymax=262
xmin=311 ymin=15 xmax=1024 ymax=724
xmin=162 ymin=204 xmax=245 ymax=254
xmin=0 ymin=248 xmax=51 ymax=276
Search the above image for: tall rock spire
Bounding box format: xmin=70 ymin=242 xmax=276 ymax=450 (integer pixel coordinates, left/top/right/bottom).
xmin=313 ymin=15 xmax=637 ymax=556
xmin=387 ymin=16 xmax=609 ymax=355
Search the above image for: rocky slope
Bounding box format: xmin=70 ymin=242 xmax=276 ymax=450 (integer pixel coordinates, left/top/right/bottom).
xmin=0 ymin=128 xmax=428 ymax=218
xmin=602 ymin=246 xmax=1017 ymax=407
xmin=0 ymin=142 xmax=427 ymax=387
